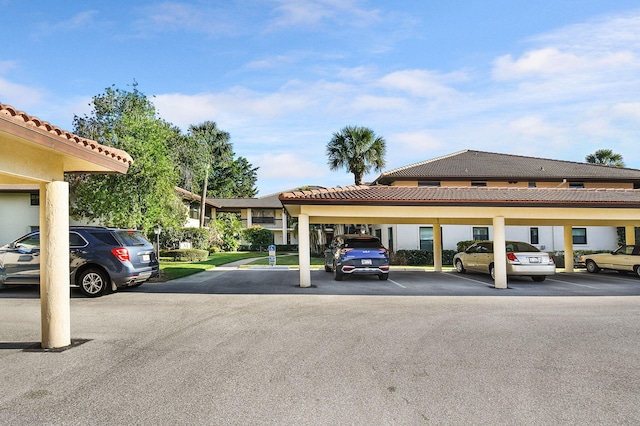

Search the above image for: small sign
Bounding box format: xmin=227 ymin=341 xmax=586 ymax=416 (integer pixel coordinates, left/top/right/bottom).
xmin=268 ymin=245 xmax=276 ymax=266
xmin=269 ymin=256 xmax=276 ymax=266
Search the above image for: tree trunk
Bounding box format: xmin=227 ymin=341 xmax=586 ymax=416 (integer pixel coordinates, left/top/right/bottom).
xmin=199 ymin=165 xmax=209 ymax=228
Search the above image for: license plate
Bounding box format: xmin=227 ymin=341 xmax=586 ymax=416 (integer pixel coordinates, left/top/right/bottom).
xmin=361 ymin=259 xmax=372 ymax=265
xmin=141 ymin=254 xmax=150 ymax=262
xmin=528 ymin=257 xmax=540 ymax=263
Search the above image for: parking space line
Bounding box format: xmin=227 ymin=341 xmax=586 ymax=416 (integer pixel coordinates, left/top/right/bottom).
xmin=447 ymin=274 xmax=491 ymax=285
xmin=546 ymin=277 xmax=599 ymax=288
xmin=388 ymin=279 xmax=406 ymax=288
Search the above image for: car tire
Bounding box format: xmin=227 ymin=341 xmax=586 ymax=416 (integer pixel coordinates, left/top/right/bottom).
xmin=333 ymin=261 xmax=343 ymax=281
xmin=77 ymin=267 xmax=110 ymax=297
xmin=489 ymin=264 xmax=495 ymax=280
xmin=531 ymin=276 xmax=546 ymax=282
xmin=585 ymin=260 xmax=600 ymax=273
xmin=455 ymin=259 xmax=466 ymax=273
xmin=378 ymin=273 xmax=389 ymax=281
xmin=634 ymin=266 xmax=640 ymax=278
xmin=324 ymin=263 xmax=332 ymax=272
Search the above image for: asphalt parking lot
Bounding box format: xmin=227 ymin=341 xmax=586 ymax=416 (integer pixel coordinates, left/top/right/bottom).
xmin=2 ymin=268 xmax=640 ymax=425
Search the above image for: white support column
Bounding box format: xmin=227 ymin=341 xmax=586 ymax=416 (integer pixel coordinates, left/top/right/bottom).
xmin=246 ymin=208 xmax=252 ymax=227
xmin=625 ymin=225 xmax=636 ymax=245
xmin=433 ymin=224 xmax=442 ymax=272
xmin=298 ymin=213 xmax=311 ymax=288
xmin=282 ymin=209 xmax=288 ymax=244
xmin=564 ymin=226 xmax=574 ymax=272
xmin=493 ymin=216 xmax=507 ymax=289
xmin=40 ymin=181 xmax=71 ymax=349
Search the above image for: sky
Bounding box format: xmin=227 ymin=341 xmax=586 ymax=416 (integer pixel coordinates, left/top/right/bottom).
xmin=2 ymin=1 xmax=640 ymax=196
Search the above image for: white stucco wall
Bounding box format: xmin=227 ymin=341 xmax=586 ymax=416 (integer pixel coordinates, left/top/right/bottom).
xmin=372 ymin=223 xmax=620 ymax=253
xmin=0 ymin=193 xmax=39 ymax=244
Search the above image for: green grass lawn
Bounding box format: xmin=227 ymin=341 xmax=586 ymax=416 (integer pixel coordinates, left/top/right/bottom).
xmin=158 ymin=251 xmax=263 ymax=281
xmin=246 ymin=254 xmax=325 ymax=266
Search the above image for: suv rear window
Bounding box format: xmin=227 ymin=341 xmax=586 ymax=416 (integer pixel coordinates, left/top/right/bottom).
xmin=88 ymin=231 xmax=120 ymax=246
xmin=344 ymin=238 xmax=382 ymax=248
xmin=114 ymin=230 xmax=148 ymax=246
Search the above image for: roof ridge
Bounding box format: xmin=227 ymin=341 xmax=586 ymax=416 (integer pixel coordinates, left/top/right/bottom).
xmin=375 ymin=150 xmax=469 ymax=180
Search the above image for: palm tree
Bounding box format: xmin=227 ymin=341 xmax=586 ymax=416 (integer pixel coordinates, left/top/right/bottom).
xmin=188 ymin=121 xmax=232 ymax=227
xmin=326 ymin=126 xmax=387 ymax=185
xmin=585 ymin=149 xmax=625 ymax=167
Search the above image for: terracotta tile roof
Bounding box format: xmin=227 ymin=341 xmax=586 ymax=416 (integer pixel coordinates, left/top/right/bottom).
xmin=208 ymin=186 xmax=325 ymax=209
xmin=280 ymin=185 xmax=640 ymax=208
xmin=374 ymin=150 xmax=640 ymax=184
xmin=0 ymin=102 xmax=133 ymax=168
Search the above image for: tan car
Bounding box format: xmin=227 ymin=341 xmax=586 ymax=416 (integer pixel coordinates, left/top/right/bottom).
xmin=579 ymin=245 xmax=640 ymax=277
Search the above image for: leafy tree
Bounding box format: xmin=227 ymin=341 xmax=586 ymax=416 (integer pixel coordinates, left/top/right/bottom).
xmin=327 ymin=126 xmax=386 ymax=185
xmin=210 ymin=212 xmax=243 ymax=251
xmin=68 ymin=84 xmax=185 ymax=232
xmin=188 ymin=121 xmax=233 ymax=227
xmin=208 ymin=156 xmax=258 ymax=198
xmin=585 ymin=149 xmax=625 ymax=167
xmin=242 ymin=225 xmax=274 ymax=248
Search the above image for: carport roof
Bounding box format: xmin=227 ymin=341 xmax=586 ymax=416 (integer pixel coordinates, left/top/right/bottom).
xmin=0 ymin=102 xmax=133 ymax=174
xmin=373 ymin=150 xmax=640 ymax=184
xmin=280 ymin=185 xmax=640 ymax=208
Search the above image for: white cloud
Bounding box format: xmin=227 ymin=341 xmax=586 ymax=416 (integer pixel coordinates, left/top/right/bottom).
xmin=0 ymin=77 xmax=48 ymax=109
xmin=257 ymin=152 xmax=326 ymax=180
xmin=267 ymin=0 xmax=380 ymax=29
xmin=378 ymin=69 xmax=464 ymax=99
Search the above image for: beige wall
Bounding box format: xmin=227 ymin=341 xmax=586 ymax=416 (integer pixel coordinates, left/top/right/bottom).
xmin=0 ymin=193 xmax=39 ymax=243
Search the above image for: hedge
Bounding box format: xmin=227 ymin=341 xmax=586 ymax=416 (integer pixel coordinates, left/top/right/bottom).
xmin=160 ymin=249 xmax=210 ymax=262
xmin=391 ymin=250 xmax=457 ymax=266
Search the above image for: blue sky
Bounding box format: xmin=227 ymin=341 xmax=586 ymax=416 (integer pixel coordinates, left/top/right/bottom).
xmin=2 ymin=1 xmax=640 ymax=196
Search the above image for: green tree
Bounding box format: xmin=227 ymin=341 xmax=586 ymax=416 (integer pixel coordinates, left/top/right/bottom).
xmin=208 ymin=156 xmax=258 ymax=198
xmin=326 ymin=126 xmax=386 ymax=185
xmin=187 ymin=122 xmax=233 ymax=227
xmin=68 ymin=84 xmax=185 ymax=232
xmin=585 ymin=149 xmax=625 ymax=167
xmin=242 ymin=226 xmax=274 ymax=248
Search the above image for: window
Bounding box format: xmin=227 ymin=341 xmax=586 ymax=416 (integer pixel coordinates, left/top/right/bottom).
xmin=530 ymin=227 xmax=539 ymax=245
xmin=30 ymin=193 xmax=39 ymax=206
xmin=419 ymin=227 xmax=433 ymax=251
xmin=569 ymin=181 xmax=584 ymax=188
xmin=528 ymin=182 xmax=537 ymax=188
xmin=471 ymin=181 xmax=487 ymax=187
xmin=473 ymin=227 xmax=489 ymax=241
xmin=572 ymin=228 xmax=587 ymax=245
xmin=418 ymin=181 xmax=441 ymax=187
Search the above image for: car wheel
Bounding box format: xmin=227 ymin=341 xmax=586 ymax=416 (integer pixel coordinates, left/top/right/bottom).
xmin=585 ymin=260 xmax=600 ymax=273
xmin=634 ymin=266 xmax=640 ymax=278
xmin=455 ymin=259 xmax=466 ymax=273
xmin=333 ymin=261 xmax=343 ymax=281
xmin=324 ymin=262 xmax=332 ymax=272
xmin=531 ymin=276 xmax=546 ymax=282
xmin=77 ymin=267 xmax=110 ymax=297
xmin=378 ymin=273 xmax=389 ymax=281
xmin=489 ymin=264 xmax=495 ymax=280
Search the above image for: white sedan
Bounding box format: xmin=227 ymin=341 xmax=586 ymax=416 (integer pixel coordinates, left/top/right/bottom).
xmin=454 ymin=240 xmax=556 ymax=282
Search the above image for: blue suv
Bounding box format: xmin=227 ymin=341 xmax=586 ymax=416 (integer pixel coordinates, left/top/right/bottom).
xmin=0 ymin=226 xmax=159 ymax=297
xmin=324 ymin=234 xmax=390 ymax=281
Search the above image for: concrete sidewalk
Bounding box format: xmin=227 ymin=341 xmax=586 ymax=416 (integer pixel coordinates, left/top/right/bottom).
xmin=1 ymin=289 xmax=640 ymax=425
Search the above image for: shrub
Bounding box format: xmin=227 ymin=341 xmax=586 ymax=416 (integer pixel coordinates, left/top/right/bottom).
xmin=390 ymin=250 xmax=457 ymax=266
xmin=242 ymin=226 xmax=274 ymax=248
xmin=161 ymin=249 xmax=209 ymax=262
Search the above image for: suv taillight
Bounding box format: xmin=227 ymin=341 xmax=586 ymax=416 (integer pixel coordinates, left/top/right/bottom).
xmin=111 ymin=247 xmax=130 ymax=262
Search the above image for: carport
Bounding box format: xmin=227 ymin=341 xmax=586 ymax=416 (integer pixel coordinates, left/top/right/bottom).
xmin=280 ymin=185 xmax=640 ymax=288
xmin=0 ymin=103 xmax=132 ymax=349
